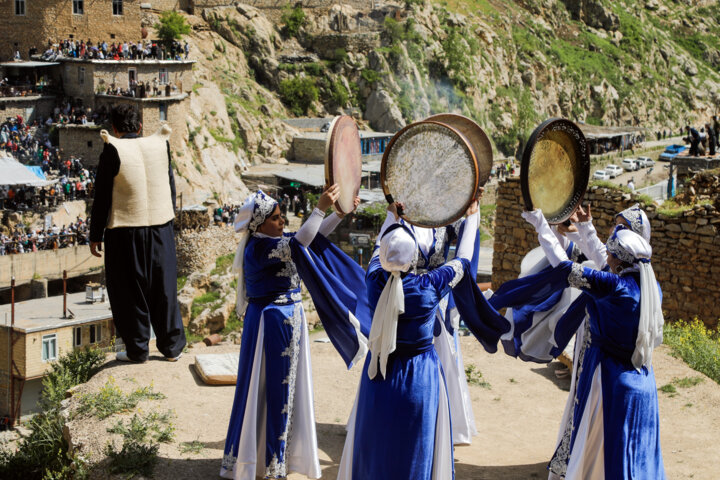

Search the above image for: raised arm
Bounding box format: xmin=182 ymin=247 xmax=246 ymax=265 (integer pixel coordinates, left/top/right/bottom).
xmin=295 ymin=184 xmax=340 ymax=247
xmin=521 ymin=209 xmax=569 ymax=267
xmin=573 ymin=205 xmax=608 ymax=269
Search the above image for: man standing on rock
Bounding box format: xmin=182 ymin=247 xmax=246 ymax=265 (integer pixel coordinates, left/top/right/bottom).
xmin=89 ymin=104 xmax=186 ymax=363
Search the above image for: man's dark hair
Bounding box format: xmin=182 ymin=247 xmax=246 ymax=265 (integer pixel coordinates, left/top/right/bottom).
xmin=110 ymin=104 xmax=141 ymax=133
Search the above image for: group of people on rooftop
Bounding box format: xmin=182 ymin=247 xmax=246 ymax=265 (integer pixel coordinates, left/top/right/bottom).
xmin=38 ymin=39 xmax=190 ymax=62
xmin=0 ymin=217 xmax=89 ymax=255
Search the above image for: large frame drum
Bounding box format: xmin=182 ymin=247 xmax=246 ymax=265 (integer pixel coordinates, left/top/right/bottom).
xmin=520 ymin=118 xmax=590 ymax=224
xmin=325 ymin=115 xmax=363 ymax=214
xmin=381 ymin=120 xmax=479 ymax=228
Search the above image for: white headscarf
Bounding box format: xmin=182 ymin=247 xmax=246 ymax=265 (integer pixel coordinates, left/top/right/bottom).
xmin=232 ymin=190 xmax=278 ymax=316
xmin=367 ymin=224 xmax=417 ymax=380
xmin=616 ymin=204 xmax=651 ymax=243
xmin=607 ymin=227 xmax=664 ymax=371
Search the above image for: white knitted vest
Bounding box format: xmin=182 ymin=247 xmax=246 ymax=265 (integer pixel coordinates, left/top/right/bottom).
xmin=101 ymin=125 xmax=175 ymax=229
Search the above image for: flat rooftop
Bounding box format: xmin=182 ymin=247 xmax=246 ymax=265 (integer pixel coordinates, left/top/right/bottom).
xmin=295 ymin=131 xmax=394 ymax=140
xmin=0 ymin=292 xmax=112 ymax=334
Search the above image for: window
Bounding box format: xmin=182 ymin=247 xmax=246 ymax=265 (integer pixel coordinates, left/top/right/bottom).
xmin=42 ymin=334 xmax=57 ymax=361
xmin=89 ymin=324 xmax=102 ymax=344
xmin=159 ymin=104 xmax=167 ymax=122
xmin=78 ymin=66 xmax=85 ymax=85
xmin=87 ymin=141 xmax=93 ymax=148
xmin=73 ymin=0 xmax=84 ymax=15
xmin=15 ymin=0 xmax=25 ymax=16
xmin=112 ymin=0 xmax=123 ymax=15
xmin=158 ymin=68 xmax=168 ymax=85
xmin=73 ymin=327 xmax=82 ymax=347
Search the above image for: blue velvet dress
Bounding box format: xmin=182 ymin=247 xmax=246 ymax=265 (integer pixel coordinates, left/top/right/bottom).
xmin=221 ymin=232 xmax=371 ymax=480
xmin=492 ymin=261 xmax=665 ymax=479
xmin=346 ymin=255 xmax=469 ymax=480
xmin=221 ymin=233 xmax=319 ymax=480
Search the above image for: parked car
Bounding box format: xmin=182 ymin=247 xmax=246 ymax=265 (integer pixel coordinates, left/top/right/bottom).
xmin=605 ymin=164 xmax=623 ymax=178
xmin=593 ymin=170 xmax=611 ymax=181
xmin=621 ymin=158 xmax=639 ymax=171
xmin=636 ymin=156 xmax=655 ymax=168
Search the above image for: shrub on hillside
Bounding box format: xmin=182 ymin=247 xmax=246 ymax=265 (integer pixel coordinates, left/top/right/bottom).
xmin=281 ymin=5 xmax=306 ymax=38
xmin=278 ymin=77 xmax=318 ymax=116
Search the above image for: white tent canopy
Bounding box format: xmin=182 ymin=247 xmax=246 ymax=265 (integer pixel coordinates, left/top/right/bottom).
xmin=0 ymin=155 xmax=56 ymax=187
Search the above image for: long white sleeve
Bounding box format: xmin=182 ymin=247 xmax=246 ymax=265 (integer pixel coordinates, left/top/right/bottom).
xmin=521 ymin=210 xmax=569 ymax=267
xmin=576 ymin=220 xmax=608 ymax=269
xmin=456 ymin=211 xmax=479 ymax=260
xmin=318 ymin=212 xmax=343 ymax=237
xmin=375 ymin=213 xmax=398 ymax=246
xmin=294 ymin=208 xmax=326 ymax=247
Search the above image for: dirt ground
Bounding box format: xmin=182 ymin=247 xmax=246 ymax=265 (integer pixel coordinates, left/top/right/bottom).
xmin=64 ymin=331 xmax=720 ymax=480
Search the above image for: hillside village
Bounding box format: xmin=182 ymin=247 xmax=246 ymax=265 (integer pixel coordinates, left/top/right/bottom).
xmin=1 ymin=0 xmax=720 ymax=478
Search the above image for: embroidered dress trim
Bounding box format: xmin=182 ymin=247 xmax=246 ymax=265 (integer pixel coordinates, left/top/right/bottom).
xmin=221 ymin=445 xmax=236 ymax=471
xmin=268 ymin=237 xmax=300 ymax=289
xmin=447 ymin=259 xmax=465 ymax=288
xmin=549 ymin=318 xmax=592 ymax=476
xmin=428 ymin=227 xmax=448 ymax=268
xmin=267 ymin=303 xmax=303 ymax=478
xmin=568 ymin=263 xmax=591 ymax=290
xmin=570 ymin=243 xmax=583 ymax=262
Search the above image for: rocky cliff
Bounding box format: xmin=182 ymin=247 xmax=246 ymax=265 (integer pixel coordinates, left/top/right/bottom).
xmin=162 ymin=0 xmax=720 ymax=201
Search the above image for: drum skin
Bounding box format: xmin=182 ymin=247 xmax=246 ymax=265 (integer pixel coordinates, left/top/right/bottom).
xmin=325 ymin=115 xmax=362 ymax=214
xmin=520 ymin=118 xmax=590 ymax=224
xmin=425 ymin=113 xmax=493 ymax=186
xmin=381 ymin=121 xmax=479 ymax=228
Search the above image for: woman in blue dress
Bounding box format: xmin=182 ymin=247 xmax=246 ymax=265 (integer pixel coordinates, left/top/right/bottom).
xmin=221 ymin=185 xmax=364 ymax=480
xmin=410 ymin=218 xmax=479 ymax=446
xmin=338 ymin=201 xmax=481 ymax=480
xmin=506 ymin=209 xmax=666 ymax=479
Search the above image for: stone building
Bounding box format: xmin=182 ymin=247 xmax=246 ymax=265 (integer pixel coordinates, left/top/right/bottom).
xmin=0 ymin=0 xmax=143 ymax=61
xmin=0 ymin=61 xmax=62 ymax=122
xmin=492 ymin=177 xmax=720 ymax=327
xmin=0 ymin=293 xmax=113 ymax=423
xmin=57 ymin=124 xmax=105 ymax=166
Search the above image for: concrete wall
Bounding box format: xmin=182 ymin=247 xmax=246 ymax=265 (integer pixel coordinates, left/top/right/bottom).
xmin=492 ymin=177 xmax=720 ymax=327
xmin=58 ymin=124 xmax=105 ymax=166
xmin=0 ymin=245 xmax=104 ymax=288
xmin=0 ymin=96 xmax=56 ymax=123
xmin=0 ymin=0 xmax=143 ymax=61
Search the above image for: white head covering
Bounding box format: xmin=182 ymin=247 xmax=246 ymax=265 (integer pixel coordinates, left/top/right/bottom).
xmin=367 ymin=224 xmax=417 ymax=380
xmin=607 ymin=227 xmax=664 ymax=371
xmin=231 ymin=191 xmax=278 ymax=316
xmin=615 ymin=204 xmax=651 ymax=243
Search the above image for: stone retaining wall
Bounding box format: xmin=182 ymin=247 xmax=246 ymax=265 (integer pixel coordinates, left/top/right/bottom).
xmin=492 ymin=177 xmax=720 ymax=327
xmin=175 ymin=224 xmax=238 ymax=276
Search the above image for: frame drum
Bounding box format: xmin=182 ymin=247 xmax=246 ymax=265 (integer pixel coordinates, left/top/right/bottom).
xmin=325 ymin=115 xmax=362 ymax=214
xmin=425 ymin=113 xmax=493 ymax=186
xmin=520 ymin=118 xmax=590 ymax=224
xmin=381 ymin=121 xmax=479 ymax=228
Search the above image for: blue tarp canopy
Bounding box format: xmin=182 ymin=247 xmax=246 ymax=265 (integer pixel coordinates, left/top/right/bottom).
xmin=25 ymin=165 xmax=46 ymax=180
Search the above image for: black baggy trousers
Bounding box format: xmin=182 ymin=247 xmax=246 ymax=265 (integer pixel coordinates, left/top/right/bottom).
xmin=104 ymin=220 xmax=186 ymax=361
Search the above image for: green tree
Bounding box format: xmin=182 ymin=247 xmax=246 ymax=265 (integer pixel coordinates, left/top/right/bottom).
xmin=155 ymin=11 xmax=191 ymax=46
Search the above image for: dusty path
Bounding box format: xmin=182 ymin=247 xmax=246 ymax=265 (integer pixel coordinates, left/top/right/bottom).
xmin=69 ymin=334 xmax=720 ymax=479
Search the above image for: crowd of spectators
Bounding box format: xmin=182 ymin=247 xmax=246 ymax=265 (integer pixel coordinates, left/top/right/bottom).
xmin=39 ymin=39 xmax=190 ymax=62
xmin=98 ymin=80 xmax=179 ymax=98
xmin=0 ymin=217 xmax=90 ymax=255
xmin=0 ymin=75 xmax=58 ymax=97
